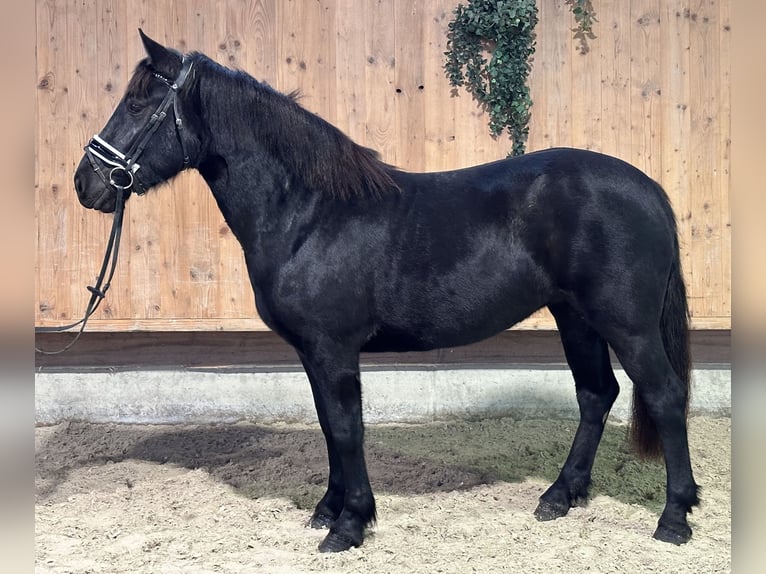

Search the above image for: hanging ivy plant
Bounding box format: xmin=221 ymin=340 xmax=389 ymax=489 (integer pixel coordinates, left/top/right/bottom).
xmin=566 ymin=0 xmax=597 ymax=54
xmin=444 ymin=0 xmax=597 ymax=156
xmin=444 ymin=0 xmax=538 ymax=156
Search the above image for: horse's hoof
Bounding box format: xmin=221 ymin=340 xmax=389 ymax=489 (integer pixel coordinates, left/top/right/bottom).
xmin=318 ymin=530 xmax=360 ymax=553
xmin=534 ymin=500 xmax=569 ymax=522
xmin=308 ymin=511 xmax=335 ymax=530
xmin=653 ymin=523 xmax=692 ymax=545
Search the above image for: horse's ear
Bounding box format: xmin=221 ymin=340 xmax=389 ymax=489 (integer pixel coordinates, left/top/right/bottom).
xmin=138 ymin=28 xmax=181 ymax=78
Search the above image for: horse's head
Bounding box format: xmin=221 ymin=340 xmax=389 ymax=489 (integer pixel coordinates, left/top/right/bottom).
xmin=74 ymin=30 xmax=198 ymax=213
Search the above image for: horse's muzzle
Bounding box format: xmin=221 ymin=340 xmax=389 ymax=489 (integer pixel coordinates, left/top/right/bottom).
xmin=74 ymin=159 xmax=126 ymax=213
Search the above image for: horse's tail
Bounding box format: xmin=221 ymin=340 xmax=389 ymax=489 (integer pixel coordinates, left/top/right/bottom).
xmin=629 ymin=238 xmax=691 ymax=459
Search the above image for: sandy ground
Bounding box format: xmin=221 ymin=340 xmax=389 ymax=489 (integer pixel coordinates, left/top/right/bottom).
xmin=36 ymin=416 xmax=730 ymax=573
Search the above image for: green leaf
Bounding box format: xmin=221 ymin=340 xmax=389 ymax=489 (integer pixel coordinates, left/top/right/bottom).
xmin=443 ymin=0 xmax=543 ymax=156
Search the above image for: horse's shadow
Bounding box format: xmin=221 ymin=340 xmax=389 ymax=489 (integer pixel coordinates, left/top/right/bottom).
xmin=35 ymin=418 xmax=666 ymax=513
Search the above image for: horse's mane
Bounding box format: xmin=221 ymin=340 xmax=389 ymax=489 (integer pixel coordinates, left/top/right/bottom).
xmin=171 ymin=53 xmax=400 ymax=200
xmin=125 ymin=60 xmax=155 ymax=99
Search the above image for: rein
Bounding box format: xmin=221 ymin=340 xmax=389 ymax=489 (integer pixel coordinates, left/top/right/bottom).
xmin=35 ymin=57 xmax=194 ymax=354
xmin=34 ymin=190 xmax=126 ymax=354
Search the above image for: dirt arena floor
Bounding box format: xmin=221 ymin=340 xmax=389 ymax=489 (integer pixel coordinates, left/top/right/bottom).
xmin=36 ymin=416 xmax=730 ymax=573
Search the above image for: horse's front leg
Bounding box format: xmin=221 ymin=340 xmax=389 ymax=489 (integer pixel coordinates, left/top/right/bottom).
xmin=299 ymin=346 xmax=375 ymax=552
xmin=299 ymin=353 xmax=346 ymax=529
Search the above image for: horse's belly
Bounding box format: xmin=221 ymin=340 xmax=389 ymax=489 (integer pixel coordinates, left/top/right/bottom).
xmin=365 ymin=282 xmax=548 ymax=353
xmin=363 ymin=319 xmax=521 ymax=353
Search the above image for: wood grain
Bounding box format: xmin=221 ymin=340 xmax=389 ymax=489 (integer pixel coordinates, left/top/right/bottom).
xmin=35 ymin=329 xmax=730 ymax=369
xmin=35 ymin=0 xmax=732 ymax=332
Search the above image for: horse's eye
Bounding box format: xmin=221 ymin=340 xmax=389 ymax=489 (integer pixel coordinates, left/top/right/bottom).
xmin=128 ymin=101 xmax=144 ymax=114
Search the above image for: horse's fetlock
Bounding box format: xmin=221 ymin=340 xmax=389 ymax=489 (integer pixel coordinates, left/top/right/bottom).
xmin=669 ymin=483 xmax=700 ymax=512
xmin=346 ymin=491 xmax=376 ymax=526
xmin=571 ymin=477 xmax=591 ymax=501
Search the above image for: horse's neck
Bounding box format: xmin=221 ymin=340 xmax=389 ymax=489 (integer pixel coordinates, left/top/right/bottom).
xmin=198 ymin=146 xmax=319 ymax=281
xmin=192 ymin=70 xmax=338 ymax=280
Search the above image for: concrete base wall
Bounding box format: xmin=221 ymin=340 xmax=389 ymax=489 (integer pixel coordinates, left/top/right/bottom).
xmin=35 ymin=366 xmax=731 ymax=425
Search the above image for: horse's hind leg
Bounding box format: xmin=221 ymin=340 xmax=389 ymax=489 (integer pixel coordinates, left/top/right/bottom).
xmin=608 ymin=331 xmax=699 ymax=544
xmin=298 ymin=344 xmax=375 ymax=553
xmin=535 ymin=301 xmax=620 ymax=521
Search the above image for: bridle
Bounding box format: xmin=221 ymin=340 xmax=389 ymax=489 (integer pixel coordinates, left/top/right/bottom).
xmin=84 ymin=56 xmax=194 ymax=196
xmin=35 ymin=57 xmax=194 ymax=354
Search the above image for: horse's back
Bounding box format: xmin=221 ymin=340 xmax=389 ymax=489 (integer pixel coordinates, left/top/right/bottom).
xmin=394 ymin=147 xmax=676 ymax=239
xmin=365 ymin=148 xmax=678 ymax=351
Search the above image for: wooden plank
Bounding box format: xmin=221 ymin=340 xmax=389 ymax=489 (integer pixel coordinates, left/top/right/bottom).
xmin=524 ymin=2 xmax=546 ymax=155
xmin=251 ymin=0 xmax=279 ymax=86
xmin=36 ymin=0 xmax=71 ymax=323
xmin=570 ymin=0 xmax=601 ymax=151
xmin=188 ymin=2 xmax=227 ymax=322
xmin=630 ymin=0 xmax=663 ymax=181
xmin=277 ymin=0 xmax=337 ymax=120
xmin=598 ymin=0 xmax=632 ymax=162
xmin=122 ymin=1 xmax=158 ymax=322
xmin=718 ymin=0 xmax=732 ymax=318
xmin=364 ymin=0 xmax=397 ymax=164
xmin=34 ymin=329 xmax=730 ymax=369
xmin=659 ymin=0 xmax=693 ymax=299
xmin=36 ymin=317 xmax=271 ymax=332
xmin=422 ymin=0 xmax=457 ymax=171
xmin=71 ymin=0 xmax=116 ymax=324
xmin=128 ymin=0 xmax=184 ymax=322
xmin=394 ymin=0 xmax=426 ymax=170
xmin=99 ymin=0 xmax=132 ymax=323
xmin=334 ymin=0 xmax=367 ymax=143
xmin=688 ymin=0 xmax=724 ymax=320
xmin=68 ymin=2 xmax=104 ymax=328
xmin=35 ymin=313 xmax=729 ymax=333
xmin=530 ymin=0 xmax=572 ymax=151
xmin=35 ymin=330 xmax=571 ymax=369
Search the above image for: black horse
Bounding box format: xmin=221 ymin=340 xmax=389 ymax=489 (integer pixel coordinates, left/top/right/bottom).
xmin=74 ymin=31 xmax=699 ymax=552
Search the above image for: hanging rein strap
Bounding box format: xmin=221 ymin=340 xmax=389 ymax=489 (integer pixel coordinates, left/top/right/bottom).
xmin=34 ymin=189 xmax=126 ymax=354
xmin=35 ymin=58 xmax=194 ymax=355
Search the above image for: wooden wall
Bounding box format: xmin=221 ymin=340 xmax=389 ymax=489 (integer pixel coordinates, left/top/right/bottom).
xmin=35 ymin=0 xmax=731 ymax=331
